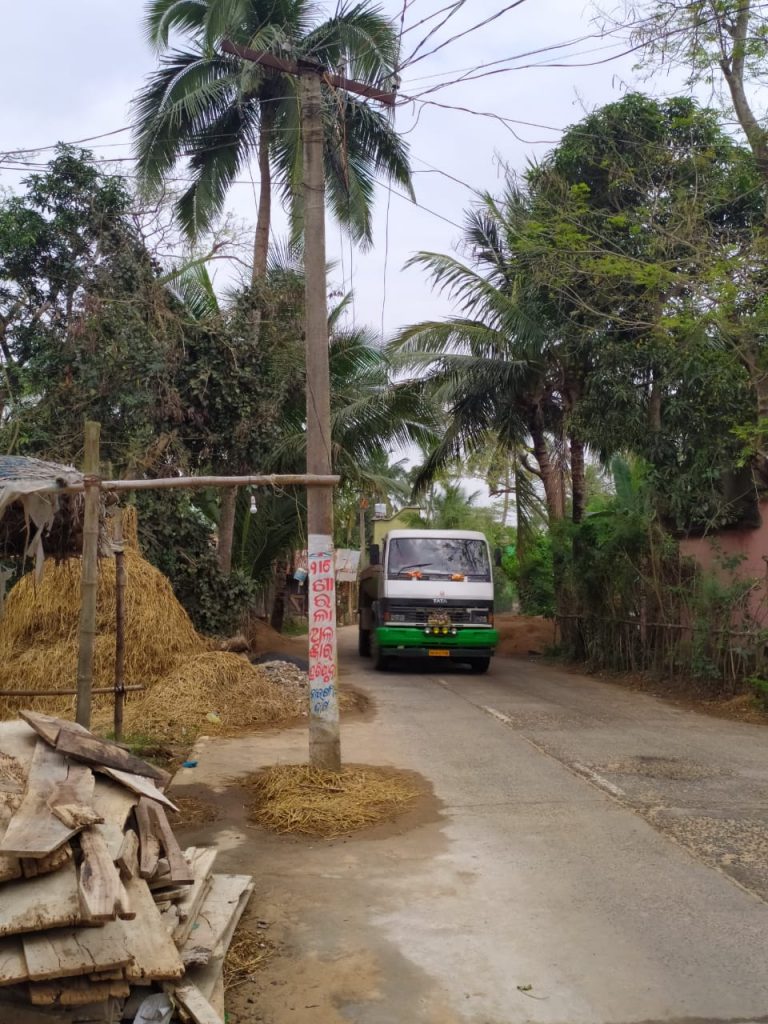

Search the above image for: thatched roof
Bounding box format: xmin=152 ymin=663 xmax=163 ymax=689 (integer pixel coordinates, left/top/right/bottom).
xmin=0 ymin=456 xmax=99 ymax=567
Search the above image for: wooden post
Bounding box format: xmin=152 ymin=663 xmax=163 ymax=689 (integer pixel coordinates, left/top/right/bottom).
xmin=301 ymin=70 xmax=341 ymax=770
xmin=76 ymin=421 xmax=101 ymax=728
xmin=113 ymin=510 xmax=126 ymax=743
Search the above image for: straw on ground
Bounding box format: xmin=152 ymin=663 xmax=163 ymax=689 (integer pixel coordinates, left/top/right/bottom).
xmin=247 ymin=764 xmax=421 ymax=838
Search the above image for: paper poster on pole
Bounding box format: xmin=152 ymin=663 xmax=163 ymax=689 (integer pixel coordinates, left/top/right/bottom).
xmin=307 ymin=533 xmax=339 ymax=724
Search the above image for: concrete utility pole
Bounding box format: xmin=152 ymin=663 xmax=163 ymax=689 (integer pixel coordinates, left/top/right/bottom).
xmin=220 ymin=40 xmax=395 ymax=770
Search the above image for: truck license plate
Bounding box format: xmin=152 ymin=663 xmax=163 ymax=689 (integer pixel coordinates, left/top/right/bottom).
xmin=428 ymin=649 xmax=450 ymax=657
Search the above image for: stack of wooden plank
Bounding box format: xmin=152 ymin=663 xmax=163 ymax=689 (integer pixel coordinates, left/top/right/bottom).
xmin=0 ymin=714 xmax=253 ymax=1024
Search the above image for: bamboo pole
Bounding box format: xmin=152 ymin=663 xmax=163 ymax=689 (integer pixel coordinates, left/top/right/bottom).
xmin=113 ymin=510 xmax=126 ymax=743
xmin=0 ymin=687 xmax=144 ymax=697
xmin=75 ymin=421 xmax=100 ymax=728
xmin=28 ymin=473 xmax=340 ymax=497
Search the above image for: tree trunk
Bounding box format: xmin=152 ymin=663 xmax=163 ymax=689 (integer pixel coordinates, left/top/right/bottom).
xmin=217 ymin=486 xmax=237 ymax=575
xmin=570 ymin=432 xmax=586 ymax=524
xmin=270 ymin=562 xmax=287 ymax=633
xmin=530 ymin=414 xmax=564 ymax=523
xmin=252 ymin=104 xmax=273 ymax=285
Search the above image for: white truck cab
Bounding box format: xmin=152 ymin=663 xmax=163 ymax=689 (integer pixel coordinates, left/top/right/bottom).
xmin=358 ymin=528 xmax=499 ymax=673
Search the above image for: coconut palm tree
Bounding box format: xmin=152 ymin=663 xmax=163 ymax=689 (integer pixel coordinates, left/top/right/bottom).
xmin=134 ymin=0 xmax=413 ymax=282
xmin=390 ymin=183 xmax=579 ymax=526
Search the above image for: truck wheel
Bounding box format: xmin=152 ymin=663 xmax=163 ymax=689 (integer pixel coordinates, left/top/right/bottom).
xmin=358 ymin=627 xmax=371 ymax=657
xmin=371 ymin=636 xmax=390 ymax=672
xmin=469 ymin=657 xmax=491 ymax=674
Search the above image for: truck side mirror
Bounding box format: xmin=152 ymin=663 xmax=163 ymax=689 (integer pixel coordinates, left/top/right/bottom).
xmin=369 ymin=544 xmax=381 ymax=566
xmin=494 ymin=547 xmax=503 ymax=567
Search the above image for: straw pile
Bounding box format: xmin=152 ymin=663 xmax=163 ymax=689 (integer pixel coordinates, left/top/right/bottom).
xmin=120 ymin=652 xmax=308 ymax=740
xmin=0 ymin=549 xmax=363 ymax=742
xmin=0 ymin=549 xmax=207 ymax=719
xmin=247 ymin=764 xmax=421 ymax=837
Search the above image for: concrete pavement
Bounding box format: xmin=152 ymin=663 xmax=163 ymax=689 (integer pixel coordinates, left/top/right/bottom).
xmin=173 ymin=631 xmax=768 ymax=1024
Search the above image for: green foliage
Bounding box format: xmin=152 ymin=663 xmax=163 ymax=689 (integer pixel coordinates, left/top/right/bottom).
xmin=135 ymin=489 xmax=257 ymax=635
xmin=513 ymin=532 xmax=555 ymax=618
xmin=135 ymin=0 xmax=412 ymax=246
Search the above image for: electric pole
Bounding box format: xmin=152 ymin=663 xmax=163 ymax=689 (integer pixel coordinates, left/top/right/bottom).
xmin=220 ymin=40 xmax=396 ymax=771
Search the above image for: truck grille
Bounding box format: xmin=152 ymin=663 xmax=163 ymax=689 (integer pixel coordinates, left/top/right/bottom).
xmin=386 ymin=605 xmax=481 ymax=625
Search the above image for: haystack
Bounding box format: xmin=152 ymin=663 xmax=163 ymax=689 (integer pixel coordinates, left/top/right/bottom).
xmin=116 ymin=652 xmax=307 ymax=740
xmin=0 ymin=549 xmax=207 ymax=718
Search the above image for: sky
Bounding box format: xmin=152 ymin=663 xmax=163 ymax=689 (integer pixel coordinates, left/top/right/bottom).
xmin=0 ymin=1 xmax=682 ymax=502
xmin=0 ymin=0 xmax=650 ymax=334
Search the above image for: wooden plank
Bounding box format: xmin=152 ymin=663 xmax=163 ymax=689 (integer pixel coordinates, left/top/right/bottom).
xmin=23 ymin=925 xmax=133 ymax=982
xmin=0 ymin=803 xmax=22 ymax=882
xmin=0 ymin=858 xmax=83 ymax=937
xmin=171 ymin=984 xmax=223 ymax=1024
xmin=0 ymin=999 xmax=114 ymax=1024
xmin=96 ymin=767 xmax=176 ymax=810
xmin=19 ymin=711 xmax=89 ymax=748
xmin=54 ymin=729 xmax=169 ymax=785
xmin=0 ymin=741 xmax=81 ymax=858
xmin=91 ymin=778 xmax=136 ymax=860
xmin=21 ymin=842 xmax=72 ymax=879
xmin=0 ymin=719 xmax=44 ymax=767
xmin=78 ymin=831 xmax=133 ymax=922
xmin=136 ymin=799 xmax=160 ymax=879
xmin=122 ymin=875 xmax=184 ymax=983
xmin=149 ymin=804 xmax=192 ymax=883
xmin=29 ymin=977 xmax=129 ymax=1007
xmin=116 ymin=829 xmax=139 ymax=880
xmin=180 ymin=874 xmax=252 ymax=975
xmin=48 ymin=762 xmax=100 ymax=831
xmin=174 ymin=848 xmax=217 ymax=949
xmin=0 ymin=936 xmax=28 ymax=987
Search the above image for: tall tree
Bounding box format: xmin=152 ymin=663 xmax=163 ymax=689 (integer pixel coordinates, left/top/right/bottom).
xmin=134 ymin=0 xmax=413 ymax=282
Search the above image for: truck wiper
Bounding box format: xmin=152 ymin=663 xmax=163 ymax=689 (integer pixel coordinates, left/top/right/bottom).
xmin=395 ymin=562 xmax=433 ymax=574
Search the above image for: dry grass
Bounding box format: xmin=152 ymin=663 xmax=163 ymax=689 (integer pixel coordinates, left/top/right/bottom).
xmin=108 ymin=652 xmax=307 ymax=741
xmin=224 ymin=930 xmax=276 ymax=991
xmin=0 ymin=549 xmax=207 ymax=719
xmin=168 ymin=795 xmax=220 ymax=827
xmin=247 ymin=764 xmax=420 ymax=838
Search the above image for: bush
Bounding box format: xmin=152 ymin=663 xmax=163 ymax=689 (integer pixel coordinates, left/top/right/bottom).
xmin=514 ymin=533 xmax=555 ymax=617
xmin=135 ymin=490 xmax=257 ymax=636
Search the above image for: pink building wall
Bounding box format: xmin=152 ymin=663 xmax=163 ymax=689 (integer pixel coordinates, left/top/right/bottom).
xmin=679 ymin=498 xmax=768 ymax=621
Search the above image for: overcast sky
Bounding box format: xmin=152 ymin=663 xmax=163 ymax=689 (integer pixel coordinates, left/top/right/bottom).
xmin=0 ymin=1 xmax=653 ymax=334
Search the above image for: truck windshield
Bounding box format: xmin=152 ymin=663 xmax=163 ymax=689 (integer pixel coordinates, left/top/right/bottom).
xmin=387 ymin=538 xmax=491 ymax=580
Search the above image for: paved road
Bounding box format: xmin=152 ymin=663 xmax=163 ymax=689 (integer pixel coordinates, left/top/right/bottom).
xmin=176 ymin=632 xmax=768 ymax=1024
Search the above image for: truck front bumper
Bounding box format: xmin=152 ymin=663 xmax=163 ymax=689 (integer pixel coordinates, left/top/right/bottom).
xmin=375 ymin=626 xmax=499 ymax=659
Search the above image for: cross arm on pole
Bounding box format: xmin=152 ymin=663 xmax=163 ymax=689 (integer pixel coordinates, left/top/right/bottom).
xmin=220 ymin=39 xmax=397 ymax=107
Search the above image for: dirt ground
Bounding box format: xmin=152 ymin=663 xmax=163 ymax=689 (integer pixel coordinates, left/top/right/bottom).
xmin=494 ymin=613 xmax=556 ymax=656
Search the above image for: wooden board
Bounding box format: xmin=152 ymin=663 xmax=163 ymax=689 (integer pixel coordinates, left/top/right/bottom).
xmin=19 ymin=712 xmax=89 ymax=748
xmin=0 ymin=741 xmax=82 ymax=858
xmin=78 ymin=831 xmax=133 ymax=922
xmin=0 ymin=858 xmax=83 ymax=937
xmin=182 ymin=875 xmax=253 ymax=994
xmin=54 ymin=729 xmax=169 ymax=785
xmin=150 ymin=804 xmax=192 ymax=882
xmin=23 ymin=925 xmax=134 ymax=982
xmin=174 ymin=848 xmax=217 ymax=950
xmin=136 ymin=798 xmax=160 ymax=879
xmin=0 ymin=808 xmax=22 ymax=883
xmin=116 ymin=829 xmax=139 ymax=879
xmin=0 ymin=990 xmax=115 ymax=1023
xmin=47 ymin=762 xmax=99 ymax=831
xmin=91 ymin=778 xmax=136 ymax=860
xmin=0 ymin=720 xmax=39 ymax=767
xmin=29 ymin=976 xmax=130 ymax=1007
xmin=0 ymin=936 xmax=28 ymax=987
xmin=21 ymin=842 xmax=72 ymax=879
xmin=171 ymin=983 xmax=223 ymax=1024
xmin=96 ymin=767 xmax=176 ymax=810
xmin=121 ymin=875 xmax=184 ymax=983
